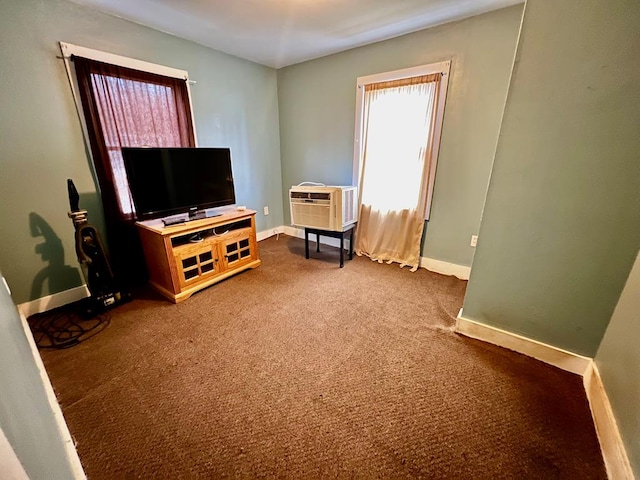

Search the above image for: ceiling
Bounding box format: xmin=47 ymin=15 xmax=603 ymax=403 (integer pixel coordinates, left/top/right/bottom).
xmin=68 ymin=0 xmax=522 ymax=68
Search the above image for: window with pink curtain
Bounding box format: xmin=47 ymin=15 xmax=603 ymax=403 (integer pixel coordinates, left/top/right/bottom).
xmin=74 ymin=56 xmax=195 ymax=221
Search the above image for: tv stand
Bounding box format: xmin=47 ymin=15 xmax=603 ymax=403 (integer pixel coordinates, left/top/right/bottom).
xmin=136 ymin=209 xmax=261 ymax=303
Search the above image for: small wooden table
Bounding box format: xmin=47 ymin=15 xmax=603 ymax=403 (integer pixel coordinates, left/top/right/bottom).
xmin=304 ymin=224 xmax=356 ymax=268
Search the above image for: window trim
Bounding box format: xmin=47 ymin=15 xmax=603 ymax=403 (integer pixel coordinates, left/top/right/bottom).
xmin=60 ymin=42 xmax=190 ymax=79
xmin=352 ymin=60 xmax=451 ymax=220
xmin=59 ymin=42 xmax=198 ymax=147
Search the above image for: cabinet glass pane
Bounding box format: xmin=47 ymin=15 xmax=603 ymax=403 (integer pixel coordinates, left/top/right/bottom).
xmin=184 ymin=269 xmax=198 ymax=280
xmin=201 ymin=263 xmax=214 ymax=273
xmin=226 ymin=243 xmax=238 ymax=254
xmin=228 ymin=253 xmax=239 ymax=263
xmin=182 ymin=256 xmax=197 ymax=269
xmin=240 ymin=249 xmax=250 ymax=258
xmin=199 ymin=251 xmax=213 ymax=262
xmin=239 ymin=238 xmax=249 ymax=249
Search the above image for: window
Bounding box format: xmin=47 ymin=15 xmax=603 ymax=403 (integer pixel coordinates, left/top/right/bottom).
xmin=352 ymin=62 xmax=450 ymax=270
xmin=60 ymin=43 xmax=196 ymax=220
xmin=353 ymin=61 xmax=450 ymax=220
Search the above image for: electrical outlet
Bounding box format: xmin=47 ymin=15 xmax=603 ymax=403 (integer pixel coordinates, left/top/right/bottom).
xmin=263 ymin=206 xmax=269 ymax=216
xmin=470 ymin=235 xmax=478 ymax=247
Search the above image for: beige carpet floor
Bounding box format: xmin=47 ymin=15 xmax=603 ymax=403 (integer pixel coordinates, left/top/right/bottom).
xmin=38 ymin=236 xmax=606 ymax=478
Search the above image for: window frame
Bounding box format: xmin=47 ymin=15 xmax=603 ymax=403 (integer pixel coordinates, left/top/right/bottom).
xmin=59 ymin=42 xmax=198 ymax=148
xmin=352 ymin=60 xmax=451 ymax=220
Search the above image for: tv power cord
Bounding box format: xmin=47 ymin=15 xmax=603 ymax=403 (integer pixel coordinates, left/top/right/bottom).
xmin=28 ymin=303 xmax=111 ymax=349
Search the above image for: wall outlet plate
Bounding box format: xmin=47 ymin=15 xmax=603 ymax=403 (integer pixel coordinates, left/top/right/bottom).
xmin=470 ymin=235 xmax=478 ymax=247
xmin=263 ymin=206 xmax=269 ymax=215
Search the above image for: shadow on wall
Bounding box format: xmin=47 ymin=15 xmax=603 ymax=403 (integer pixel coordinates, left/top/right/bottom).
xmin=29 ymin=212 xmax=82 ymax=301
xmin=28 ymin=189 xmax=108 ymax=302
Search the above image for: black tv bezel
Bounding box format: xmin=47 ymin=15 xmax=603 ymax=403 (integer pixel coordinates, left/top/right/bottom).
xmin=122 ymin=147 xmax=236 ymax=221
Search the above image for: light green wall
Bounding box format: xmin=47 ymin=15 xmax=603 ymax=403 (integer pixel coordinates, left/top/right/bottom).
xmin=596 ymin=249 xmax=640 ymax=477
xmin=0 ymin=278 xmax=80 ymax=478
xmin=277 ymin=5 xmax=523 ymax=267
xmin=462 ymin=0 xmax=640 ymax=356
xmin=0 ymin=0 xmax=283 ymax=304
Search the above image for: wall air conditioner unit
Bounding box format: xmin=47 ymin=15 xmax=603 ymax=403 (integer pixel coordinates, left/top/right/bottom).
xmin=289 ymin=185 xmax=358 ymax=232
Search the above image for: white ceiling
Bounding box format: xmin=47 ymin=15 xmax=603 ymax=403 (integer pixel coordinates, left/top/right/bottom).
xmin=69 ymin=0 xmax=522 ymax=68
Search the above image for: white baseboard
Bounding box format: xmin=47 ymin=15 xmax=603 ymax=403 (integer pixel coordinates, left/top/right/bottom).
xmin=584 ymin=362 xmax=635 ymax=480
xmin=17 ymin=309 xmax=86 ymax=479
xmin=256 ymin=226 xmax=285 ymax=242
xmin=283 ymin=226 xmax=303 ymax=238
xmin=420 ymin=257 xmax=471 ymax=280
xmin=455 ymin=311 xmax=591 ymax=376
xmin=456 ymin=312 xmax=634 ymax=477
xmin=18 ymin=285 xmax=90 ymax=318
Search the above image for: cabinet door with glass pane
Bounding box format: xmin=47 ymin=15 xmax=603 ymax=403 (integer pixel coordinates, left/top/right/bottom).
xmin=173 ymin=241 xmax=221 ymax=290
xmin=220 ymin=228 xmax=256 ymax=271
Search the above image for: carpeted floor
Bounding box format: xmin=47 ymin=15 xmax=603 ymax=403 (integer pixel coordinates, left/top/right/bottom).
xmin=38 ymin=236 xmax=606 ymax=479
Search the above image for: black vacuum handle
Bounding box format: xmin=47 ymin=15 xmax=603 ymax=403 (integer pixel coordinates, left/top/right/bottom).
xmin=67 ymin=178 xmax=80 ymax=212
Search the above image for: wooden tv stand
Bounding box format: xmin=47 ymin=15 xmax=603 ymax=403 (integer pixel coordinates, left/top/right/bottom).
xmin=136 ymin=209 xmax=261 ymax=303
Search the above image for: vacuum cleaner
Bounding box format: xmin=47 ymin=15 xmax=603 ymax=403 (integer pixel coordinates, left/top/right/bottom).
xmin=67 ymin=179 xmax=130 ymax=315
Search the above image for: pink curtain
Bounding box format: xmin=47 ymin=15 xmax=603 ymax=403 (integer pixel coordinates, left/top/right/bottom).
xmin=74 ymin=56 xmax=195 ymax=221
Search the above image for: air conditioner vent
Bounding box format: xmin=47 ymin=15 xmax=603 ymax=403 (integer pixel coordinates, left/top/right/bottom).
xmin=310 ymin=193 xmax=330 ymax=200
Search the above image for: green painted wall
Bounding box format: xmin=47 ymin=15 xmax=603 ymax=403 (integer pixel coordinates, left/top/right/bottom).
xmin=462 ymin=0 xmax=640 ymax=356
xmin=0 ymin=278 xmax=80 ymax=478
xmin=0 ymin=0 xmax=283 ymax=304
xmin=277 ymin=5 xmax=523 ymax=267
xmin=596 ymin=249 xmax=640 ymax=476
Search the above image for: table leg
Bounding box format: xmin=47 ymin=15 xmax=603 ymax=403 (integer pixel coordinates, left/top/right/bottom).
xmin=316 ymin=233 xmax=320 ymax=252
xmin=340 ymin=234 xmax=344 ymax=268
xmin=305 ymin=229 xmax=309 ymax=259
xmin=349 ymin=228 xmax=354 ymax=260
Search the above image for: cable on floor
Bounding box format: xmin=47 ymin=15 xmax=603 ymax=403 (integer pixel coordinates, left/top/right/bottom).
xmin=28 ymin=302 xmax=111 ymax=349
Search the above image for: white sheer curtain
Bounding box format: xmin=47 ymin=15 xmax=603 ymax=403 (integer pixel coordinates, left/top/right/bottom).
xmin=355 ymin=74 xmax=441 ymax=271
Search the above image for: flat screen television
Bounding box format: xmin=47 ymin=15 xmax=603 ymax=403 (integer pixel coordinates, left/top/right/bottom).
xmin=122 ymin=147 xmax=236 ymax=220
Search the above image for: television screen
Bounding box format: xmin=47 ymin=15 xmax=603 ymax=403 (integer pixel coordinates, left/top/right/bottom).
xmin=122 ymin=147 xmax=236 ymax=220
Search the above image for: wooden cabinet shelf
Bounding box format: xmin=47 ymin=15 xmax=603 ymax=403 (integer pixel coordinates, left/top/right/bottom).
xmin=136 ymin=209 xmax=261 ymax=303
